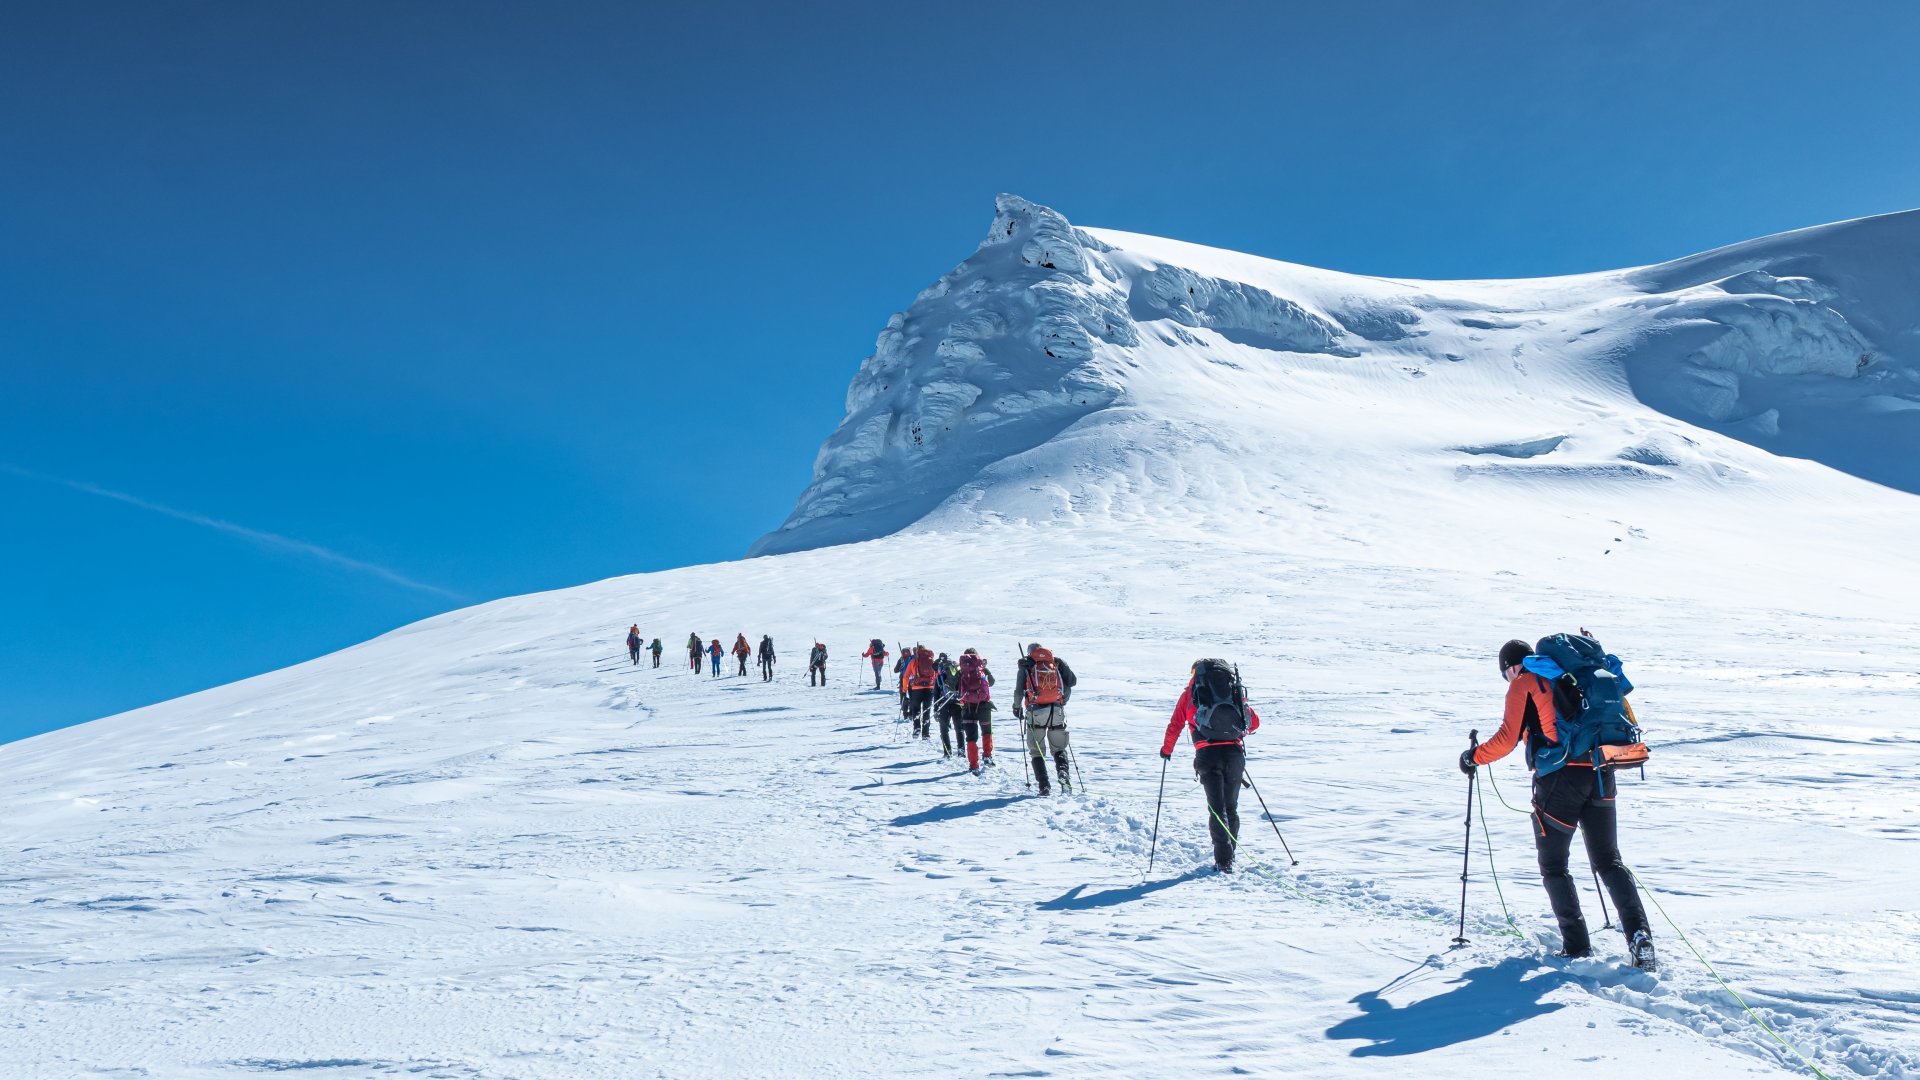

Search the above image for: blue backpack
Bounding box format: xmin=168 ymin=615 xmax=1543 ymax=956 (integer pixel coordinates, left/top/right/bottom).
xmin=1519 ymin=633 xmax=1648 ymax=777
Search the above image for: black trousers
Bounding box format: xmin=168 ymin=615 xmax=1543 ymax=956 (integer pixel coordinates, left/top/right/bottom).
xmin=1532 ymin=768 xmax=1650 ymax=952
xmin=809 ymin=662 xmax=825 ymax=686
xmin=1195 ymin=744 xmax=1245 ymax=868
xmin=651 ymin=652 xmax=661 ymax=668
xmin=761 ymin=656 xmax=774 ymax=681
xmin=907 ymin=689 xmax=933 ymax=736
xmin=938 ymin=704 xmax=964 ymax=753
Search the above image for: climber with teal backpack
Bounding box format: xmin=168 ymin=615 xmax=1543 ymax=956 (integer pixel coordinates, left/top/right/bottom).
xmin=1461 ymin=633 xmax=1657 ymax=969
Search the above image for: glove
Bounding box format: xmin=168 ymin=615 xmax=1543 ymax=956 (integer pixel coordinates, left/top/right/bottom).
xmin=1159 ymin=750 xmax=1171 ymax=760
xmin=1013 ymin=708 xmax=1024 ymax=721
xmin=1240 ymin=776 xmax=1251 ymax=789
xmin=1458 ymin=748 xmax=1478 ymax=776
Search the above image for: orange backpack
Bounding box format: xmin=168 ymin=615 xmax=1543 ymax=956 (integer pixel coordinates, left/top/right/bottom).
xmin=1026 ymin=648 xmax=1065 ymax=706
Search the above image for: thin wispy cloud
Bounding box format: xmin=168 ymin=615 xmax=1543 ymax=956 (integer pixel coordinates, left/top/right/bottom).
xmin=3 ymin=464 xmax=468 ymax=602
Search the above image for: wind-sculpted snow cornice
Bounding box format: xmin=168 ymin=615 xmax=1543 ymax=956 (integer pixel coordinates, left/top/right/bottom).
xmin=750 ymin=196 xmax=1136 ymax=557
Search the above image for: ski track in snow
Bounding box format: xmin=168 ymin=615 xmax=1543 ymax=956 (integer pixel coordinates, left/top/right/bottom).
xmin=3 ymin=536 xmax=1917 ymax=1078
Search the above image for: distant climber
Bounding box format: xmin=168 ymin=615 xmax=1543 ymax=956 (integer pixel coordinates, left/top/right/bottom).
xmin=904 ymin=645 xmax=936 ymax=739
xmin=1160 ymin=659 xmax=1259 ymax=872
xmin=733 ymin=633 xmax=752 ymax=677
xmin=688 ymin=632 xmax=703 ymax=674
xmin=933 ymin=653 xmax=963 ymax=759
xmin=649 ymin=637 xmax=664 ymax=668
xmin=955 ymin=648 xmax=996 ymax=773
xmin=759 ymin=635 xmax=776 ymax=682
xmin=808 ymin=641 xmax=828 ymax=686
xmin=627 ymin=624 xmax=641 ymax=666
xmin=707 ymin=638 xmax=724 ymax=678
xmin=1015 ymin=644 xmax=1078 ymax=796
xmin=894 ymin=648 xmax=912 ymax=722
xmin=862 ymin=639 xmax=889 ymax=690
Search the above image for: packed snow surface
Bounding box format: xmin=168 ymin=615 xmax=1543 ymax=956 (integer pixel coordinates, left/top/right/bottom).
xmin=4 ymin=197 xmax=1919 ymax=1078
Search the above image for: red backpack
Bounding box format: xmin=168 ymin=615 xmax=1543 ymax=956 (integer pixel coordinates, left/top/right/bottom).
xmin=957 ymin=653 xmax=991 ymax=705
xmin=907 ymin=647 xmax=937 ymax=690
xmin=1026 ymin=648 xmax=1064 ymax=706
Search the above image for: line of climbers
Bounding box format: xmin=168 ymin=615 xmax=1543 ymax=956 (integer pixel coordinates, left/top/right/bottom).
xmin=626 ymin=627 xmax=664 ymax=668
xmin=658 ymin=632 xmax=779 ymax=681
xmin=875 ymin=641 xmax=1078 ymax=793
xmin=612 ymin=623 xmax=1658 ymax=971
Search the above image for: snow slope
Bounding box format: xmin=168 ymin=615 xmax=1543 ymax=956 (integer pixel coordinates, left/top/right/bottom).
xmin=5 ymin=199 xmax=1920 ymax=1079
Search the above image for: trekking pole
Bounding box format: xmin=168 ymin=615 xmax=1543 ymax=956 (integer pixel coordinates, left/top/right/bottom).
xmin=1453 ymin=729 xmax=1479 ymax=946
xmin=1147 ymin=754 xmax=1170 ymax=874
xmin=1067 ymin=742 xmax=1086 ymax=794
xmin=1240 ymin=765 xmax=1297 ymax=865
xmin=1592 ymin=867 xmax=1615 ymax=930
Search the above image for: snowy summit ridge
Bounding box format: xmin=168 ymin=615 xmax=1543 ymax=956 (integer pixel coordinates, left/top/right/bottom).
xmin=752 ymin=195 xmax=1920 ymax=557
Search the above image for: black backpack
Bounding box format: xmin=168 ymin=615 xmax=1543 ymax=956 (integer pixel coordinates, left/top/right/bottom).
xmin=1189 ymin=659 xmax=1250 ymax=743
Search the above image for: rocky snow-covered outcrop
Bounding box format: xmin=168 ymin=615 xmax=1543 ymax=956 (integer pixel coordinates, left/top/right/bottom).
xmin=753 ymin=196 xmax=1918 ymax=557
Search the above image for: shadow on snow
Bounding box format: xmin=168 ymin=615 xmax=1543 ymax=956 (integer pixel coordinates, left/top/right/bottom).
xmin=889 ymin=795 xmax=1025 ymax=827
xmin=1035 ymin=869 xmax=1210 ymax=910
xmin=1325 ymin=956 xmax=1571 ymax=1056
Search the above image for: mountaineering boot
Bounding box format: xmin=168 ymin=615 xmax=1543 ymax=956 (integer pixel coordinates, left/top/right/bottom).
xmin=1214 ymin=861 xmax=1233 ymax=874
xmin=1032 ymin=754 xmax=1051 ymax=795
xmin=1053 ymin=751 xmax=1072 ymax=793
xmin=1629 ymin=930 xmax=1658 ymax=973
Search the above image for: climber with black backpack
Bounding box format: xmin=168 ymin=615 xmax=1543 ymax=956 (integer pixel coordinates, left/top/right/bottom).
xmin=1161 ymin=659 xmax=1260 ymax=872
xmin=1462 ymin=634 xmax=1656 ymax=970
xmin=808 ymin=641 xmax=828 ymax=686
xmin=862 ymin=639 xmax=889 ymax=690
xmin=1014 ymin=644 xmax=1077 ymax=795
xmin=933 ymin=653 xmax=964 ymax=759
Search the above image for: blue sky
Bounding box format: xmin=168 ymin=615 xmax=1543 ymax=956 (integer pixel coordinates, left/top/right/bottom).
xmin=3 ymin=0 xmax=1916 ymax=742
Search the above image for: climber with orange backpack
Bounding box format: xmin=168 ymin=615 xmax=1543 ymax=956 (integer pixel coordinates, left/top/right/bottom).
xmin=903 ymin=644 xmax=938 ymax=740
xmin=733 ymin=633 xmax=752 ymax=677
xmin=1014 ymin=643 xmax=1078 ymax=795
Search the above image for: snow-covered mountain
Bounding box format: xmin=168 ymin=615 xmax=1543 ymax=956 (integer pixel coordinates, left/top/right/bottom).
xmin=754 ymin=195 xmax=1920 ymax=560
xmin=5 ymin=199 xmax=1919 ymax=1079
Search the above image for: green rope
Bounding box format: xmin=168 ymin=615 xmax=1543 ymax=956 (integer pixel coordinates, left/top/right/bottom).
xmin=1473 ymin=771 xmax=1526 ymax=937
xmin=1150 ymin=764 xmax=1832 ymax=1078
xmin=1625 ymin=865 xmax=1834 ymax=1080
xmin=1481 ymin=768 xmax=1831 ymax=1077
xmin=1484 ymin=764 xmax=1532 ymax=815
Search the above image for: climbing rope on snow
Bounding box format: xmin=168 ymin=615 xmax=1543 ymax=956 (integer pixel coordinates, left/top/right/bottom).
xmin=1484 ymin=767 xmax=1832 ymax=1076
xmin=1624 ymin=866 xmax=1835 ymax=1080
